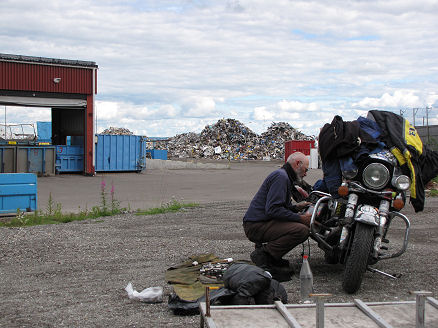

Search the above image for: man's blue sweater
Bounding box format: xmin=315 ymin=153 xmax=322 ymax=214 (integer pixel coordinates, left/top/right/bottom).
xmin=243 ymin=167 xmax=301 ymax=223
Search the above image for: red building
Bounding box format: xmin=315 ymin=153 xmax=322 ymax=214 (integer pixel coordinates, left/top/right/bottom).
xmin=0 ymin=53 xmax=98 ymax=175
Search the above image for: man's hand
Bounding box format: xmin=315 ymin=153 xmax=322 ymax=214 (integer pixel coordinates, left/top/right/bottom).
xmin=295 ymin=201 xmax=311 ymax=211
xmin=300 ymin=212 xmax=312 ymax=227
xmin=295 ymin=186 xmax=309 ymax=199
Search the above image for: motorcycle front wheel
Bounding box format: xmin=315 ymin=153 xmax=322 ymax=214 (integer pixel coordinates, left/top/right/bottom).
xmin=342 ymin=223 xmax=374 ymax=294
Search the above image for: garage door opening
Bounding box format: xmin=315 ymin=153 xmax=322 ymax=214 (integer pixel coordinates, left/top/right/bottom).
xmin=0 ymin=53 xmax=98 ymax=175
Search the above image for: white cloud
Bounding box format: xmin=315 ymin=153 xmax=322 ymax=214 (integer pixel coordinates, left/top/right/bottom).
xmin=182 ymin=97 xmax=217 ymax=117
xmin=0 ymin=106 xmax=51 ymax=124
xmin=278 ymin=100 xmax=319 ymax=112
xmin=96 ymin=101 xmax=119 ymax=120
xmin=253 ymin=106 xmax=275 ymax=121
xmin=1 ymin=1 xmax=438 ymax=138
xmin=252 ymin=100 xmax=322 ymax=125
xmin=353 ymin=90 xmax=422 ymax=109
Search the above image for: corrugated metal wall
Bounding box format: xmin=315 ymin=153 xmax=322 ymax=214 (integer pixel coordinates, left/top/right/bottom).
xmin=0 ymin=61 xmax=93 ymax=94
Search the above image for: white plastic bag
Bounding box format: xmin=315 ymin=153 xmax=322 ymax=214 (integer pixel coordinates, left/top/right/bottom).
xmin=125 ymin=282 xmax=163 ymax=303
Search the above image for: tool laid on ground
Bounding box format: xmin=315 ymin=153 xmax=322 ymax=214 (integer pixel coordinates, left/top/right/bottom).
xmin=367 ymin=266 xmax=401 ymax=279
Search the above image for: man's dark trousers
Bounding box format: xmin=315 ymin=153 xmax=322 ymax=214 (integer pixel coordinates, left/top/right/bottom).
xmin=243 ymin=220 xmax=309 ymax=259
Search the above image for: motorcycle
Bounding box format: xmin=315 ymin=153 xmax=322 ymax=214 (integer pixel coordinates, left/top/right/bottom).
xmin=308 ymin=149 xmax=411 ymax=293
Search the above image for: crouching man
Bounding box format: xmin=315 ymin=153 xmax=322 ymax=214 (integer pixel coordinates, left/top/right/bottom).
xmin=243 ymin=152 xmax=311 ymax=281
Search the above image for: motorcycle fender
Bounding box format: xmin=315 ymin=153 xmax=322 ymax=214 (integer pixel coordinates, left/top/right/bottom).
xmin=354 ymin=204 xmax=379 ymax=226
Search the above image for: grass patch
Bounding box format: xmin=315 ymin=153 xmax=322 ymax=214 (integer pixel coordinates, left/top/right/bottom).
xmin=0 ymin=178 xmax=198 ymax=227
xmin=428 ymin=189 xmax=438 ymax=197
xmin=0 ymin=204 xmax=128 ymax=228
xmin=0 ymin=180 xmax=128 ymax=228
xmin=135 ymin=200 xmax=198 ymax=215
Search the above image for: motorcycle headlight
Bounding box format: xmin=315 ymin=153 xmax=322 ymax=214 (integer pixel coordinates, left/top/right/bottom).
xmin=392 ymin=175 xmax=410 ymax=191
xmin=342 ymin=169 xmax=358 ymax=179
xmin=362 ymin=163 xmax=390 ymax=189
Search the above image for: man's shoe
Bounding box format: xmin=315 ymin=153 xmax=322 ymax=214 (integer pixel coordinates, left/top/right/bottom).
xmin=250 ymin=248 xmax=270 ymax=269
xmin=268 ymin=266 xmax=294 ymax=282
xmin=270 ymin=257 xmax=290 ymax=268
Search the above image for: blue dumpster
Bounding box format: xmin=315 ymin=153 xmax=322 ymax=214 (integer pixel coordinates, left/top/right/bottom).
xmin=55 ymin=145 xmax=84 ymax=173
xmin=95 ymin=135 xmax=145 ymax=172
xmin=0 ymin=173 xmax=37 ymax=213
xmin=16 ymin=146 xmax=56 ymax=176
xmin=36 ymin=121 xmax=52 ymax=144
xmin=146 ymin=149 xmax=168 ymax=160
xmin=0 ymin=146 xmax=16 ymax=173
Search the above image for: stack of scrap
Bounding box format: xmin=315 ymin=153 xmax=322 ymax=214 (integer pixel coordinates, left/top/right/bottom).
xmin=154 ymin=119 xmax=314 ymax=160
xmin=100 ymin=127 xmax=133 ymax=135
xmin=260 ymin=122 xmax=309 ymax=159
xmin=165 ymin=132 xmax=201 ymax=158
xmin=199 ymin=119 xmax=260 ymax=160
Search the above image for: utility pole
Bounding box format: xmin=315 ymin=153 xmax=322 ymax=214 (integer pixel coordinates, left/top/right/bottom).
xmin=426 ymin=106 xmax=431 ymax=143
xmin=413 ymin=108 xmax=419 ymax=126
xmin=400 ymin=108 xmax=407 ymax=117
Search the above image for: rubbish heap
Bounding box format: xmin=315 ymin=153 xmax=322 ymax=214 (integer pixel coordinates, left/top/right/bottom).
xmin=198 ymin=118 xmax=260 ymax=160
xmin=164 ymin=132 xmax=201 ymax=158
xmin=100 ymin=127 xmax=133 ymax=135
xmin=158 ymin=119 xmax=314 ymax=160
xmin=260 ymin=122 xmax=309 ymax=160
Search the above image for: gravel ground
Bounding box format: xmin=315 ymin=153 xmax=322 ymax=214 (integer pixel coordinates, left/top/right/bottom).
xmin=1 ymin=197 xmax=437 ymax=327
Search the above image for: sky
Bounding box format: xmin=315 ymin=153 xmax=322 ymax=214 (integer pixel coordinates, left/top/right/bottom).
xmin=1 ymin=0 xmax=438 ymax=138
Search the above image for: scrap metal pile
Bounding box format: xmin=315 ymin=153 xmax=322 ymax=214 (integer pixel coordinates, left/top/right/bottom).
xmin=260 ymin=122 xmax=309 ymax=160
xmin=100 ymin=127 xmax=133 ymax=135
xmin=155 ymin=119 xmax=314 ymax=160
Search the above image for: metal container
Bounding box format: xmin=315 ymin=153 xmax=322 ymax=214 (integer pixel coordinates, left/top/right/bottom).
xmin=146 ymin=149 xmax=168 ymax=160
xmin=36 ymin=121 xmax=52 ymax=144
xmin=0 ymin=146 xmax=16 ymax=173
xmin=284 ymin=140 xmax=316 ymax=160
xmin=0 ymin=173 xmax=37 ymax=213
xmin=55 ymin=145 xmax=84 ymax=173
xmin=95 ymin=135 xmax=145 ymax=172
xmin=16 ymin=146 xmax=56 ymax=176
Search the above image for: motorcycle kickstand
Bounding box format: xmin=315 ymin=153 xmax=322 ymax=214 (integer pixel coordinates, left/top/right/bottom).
xmin=367 ymin=266 xmax=400 ymax=279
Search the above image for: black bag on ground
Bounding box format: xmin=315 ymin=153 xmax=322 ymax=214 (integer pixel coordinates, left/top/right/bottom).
xmin=168 ymin=263 xmax=288 ymax=314
xmin=254 ymin=279 xmax=288 ymax=304
xmin=168 ymin=288 xmax=235 ymax=315
xmin=223 ymin=263 xmax=272 ymax=298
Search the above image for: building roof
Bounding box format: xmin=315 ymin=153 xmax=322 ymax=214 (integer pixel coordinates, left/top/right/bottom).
xmin=0 ymin=53 xmax=98 ymax=68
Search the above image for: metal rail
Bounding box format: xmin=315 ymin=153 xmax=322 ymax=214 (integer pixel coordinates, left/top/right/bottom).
xmin=354 ymin=299 xmax=393 ymax=328
xmin=199 ymin=293 xmax=438 ymax=328
xmin=274 ymin=301 xmax=302 ymax=328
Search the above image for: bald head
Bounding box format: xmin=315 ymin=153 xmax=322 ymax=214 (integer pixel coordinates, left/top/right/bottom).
xmin=286 ymin=152 xmax=309 ymax=178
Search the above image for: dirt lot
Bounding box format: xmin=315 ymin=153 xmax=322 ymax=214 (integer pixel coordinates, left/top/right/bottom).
xmin=1 ymin=161 xmax=437 ymax=327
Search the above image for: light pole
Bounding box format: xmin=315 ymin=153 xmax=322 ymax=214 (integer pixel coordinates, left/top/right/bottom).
xmin=426 ymin=106 xmax=431 ymax=144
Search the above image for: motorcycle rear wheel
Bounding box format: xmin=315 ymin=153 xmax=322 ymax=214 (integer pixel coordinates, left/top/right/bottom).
xmin=342 ymin=223 xmax=374 ymax=294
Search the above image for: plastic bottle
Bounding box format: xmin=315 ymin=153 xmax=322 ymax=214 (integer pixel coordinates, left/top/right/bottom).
xmin=299 ymin=255 xmax=314 ymax=302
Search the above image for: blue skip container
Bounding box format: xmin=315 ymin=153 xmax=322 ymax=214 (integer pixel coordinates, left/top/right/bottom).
xmin=0 ymin=173 xmax=37 ymax=214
